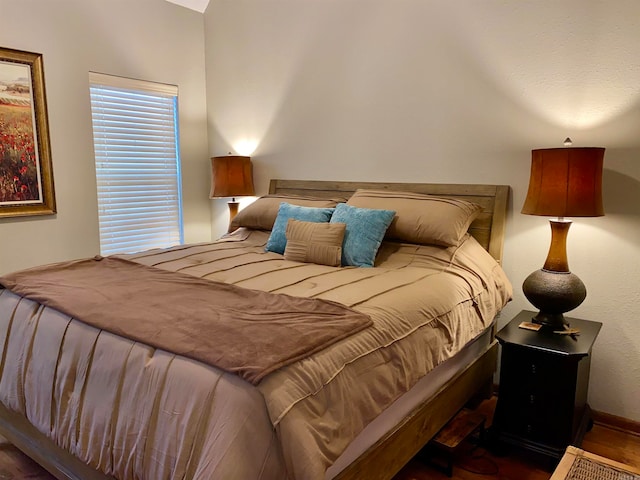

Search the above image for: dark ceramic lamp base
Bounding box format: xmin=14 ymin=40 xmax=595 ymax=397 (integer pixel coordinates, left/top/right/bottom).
xmin=522 ymin=268 xmax=586 ymax=329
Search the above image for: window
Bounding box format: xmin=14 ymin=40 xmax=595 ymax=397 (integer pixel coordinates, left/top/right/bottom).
xmin=89 ymin=73 xmax=183 ymax=255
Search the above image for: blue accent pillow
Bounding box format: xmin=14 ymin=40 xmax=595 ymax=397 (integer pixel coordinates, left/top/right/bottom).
xmin=330 ymin=203 xmax=395 ymax=267
xmin=266 ymin=203 xmax=335 ymax=254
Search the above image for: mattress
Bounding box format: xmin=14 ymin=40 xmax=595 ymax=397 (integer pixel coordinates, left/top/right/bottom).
xmin=0 ymin=229 xmax=512 ymax=479
xmin=326 ymin=325 xmax=494 ymax=478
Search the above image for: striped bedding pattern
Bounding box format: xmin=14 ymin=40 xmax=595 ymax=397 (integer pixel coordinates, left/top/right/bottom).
xmin=0 ymin=229 xmax=511 ymax=479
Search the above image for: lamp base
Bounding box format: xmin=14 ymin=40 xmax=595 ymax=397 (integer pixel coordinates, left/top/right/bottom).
xmin=522 ymin=268 xmax=586 ymax=330
xmin=227 ymin=200 xmax=240 ymax=233
xmin=529 ymin=311 xmax=570 ymax=329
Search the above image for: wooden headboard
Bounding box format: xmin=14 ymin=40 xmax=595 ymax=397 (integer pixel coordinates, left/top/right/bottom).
xmin=269 ymin=179 xmax=509 ymax=264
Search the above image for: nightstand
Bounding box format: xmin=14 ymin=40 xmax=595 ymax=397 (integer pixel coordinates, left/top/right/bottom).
xmin=491 ymin=310 xmax=602 ymax=464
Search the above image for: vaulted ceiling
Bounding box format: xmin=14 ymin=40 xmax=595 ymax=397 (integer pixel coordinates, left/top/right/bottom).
xmin=165 ymin=0 xmax=209 ymax=13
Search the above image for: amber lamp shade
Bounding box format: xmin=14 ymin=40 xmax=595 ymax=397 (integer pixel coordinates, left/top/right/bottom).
xmin=521 ymin=147 xmax=604 ymax=329
xmin=210 ymin=155 xmax=255 ymax=231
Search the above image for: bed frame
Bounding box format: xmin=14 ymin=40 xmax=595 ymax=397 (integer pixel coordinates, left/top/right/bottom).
xmin=0 ymin=180 xmax=510 ymax=480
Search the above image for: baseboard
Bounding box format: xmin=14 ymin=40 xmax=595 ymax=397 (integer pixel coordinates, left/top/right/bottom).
xmin=591 ymin=409 xmax=640 ymax=437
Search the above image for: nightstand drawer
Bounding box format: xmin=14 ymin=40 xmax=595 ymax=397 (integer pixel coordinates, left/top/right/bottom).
xmin=508 ymin=418 xmax=547 ymax=443
xmin=510 ymin=379 xmax=574 ymax=407
xmin=497 ymin=402 xmax=573 ymax=447
xmin=499 ymin=347 xmax=579 ymax=398
xmin=501 ymin=345 xmax=565 ymax=379
xmin=515 ymin=392 xmax=550 ymax=409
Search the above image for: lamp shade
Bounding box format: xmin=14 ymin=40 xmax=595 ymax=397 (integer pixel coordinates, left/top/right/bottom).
xmin=210 ymin=155 xmax=255 ymax=199
xmin=521 ymin=147 xmax=605 ymax=218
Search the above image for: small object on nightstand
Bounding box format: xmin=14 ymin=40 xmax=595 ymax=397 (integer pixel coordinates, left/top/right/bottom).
xmin=491 ymin=310 xmax=602 ymax=466
xmin=554 ymin=328 xmax=581 ymax=336
xmin=519 ymin=321 xmax=542 ymax=331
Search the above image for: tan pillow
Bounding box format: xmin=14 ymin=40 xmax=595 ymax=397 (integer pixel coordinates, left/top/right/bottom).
xmin=230 ymin=194 xmax=343 ymax=231
xmin=346 ymin=189 xmax=482 ymax=247
xmin=284 ymin=219 xmax=346 ymax=267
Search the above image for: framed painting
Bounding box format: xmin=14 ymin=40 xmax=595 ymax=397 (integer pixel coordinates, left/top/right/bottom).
xmin=0 ymin=47 xmax=55 ymax=218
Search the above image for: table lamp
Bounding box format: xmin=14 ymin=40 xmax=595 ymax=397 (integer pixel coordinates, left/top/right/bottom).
xmin=210 ymin=155 xmax=255 ymax=232
xmin=521 ymin=144 xmax=605 ymax=329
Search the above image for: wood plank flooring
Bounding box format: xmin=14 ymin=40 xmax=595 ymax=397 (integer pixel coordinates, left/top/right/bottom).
xmin=0 ymin=395 xmax=638 ymax=479
xmin=394 ymin=396 xmax=640 ymax=480
xmin=0 ymin=438 xmax=52 ymax=479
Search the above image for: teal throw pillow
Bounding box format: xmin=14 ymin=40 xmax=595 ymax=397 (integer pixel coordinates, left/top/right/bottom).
xmin=266 ymin=203 xmax=335 ymax=254
xmin=330 ymin=203 xmax=395 ymax=267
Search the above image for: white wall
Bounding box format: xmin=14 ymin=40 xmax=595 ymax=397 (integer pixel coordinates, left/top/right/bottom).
xmin=204 ymin=0 xmax=640 ymax=421
xmin=0 ymin=0 xmax=211 ymax=274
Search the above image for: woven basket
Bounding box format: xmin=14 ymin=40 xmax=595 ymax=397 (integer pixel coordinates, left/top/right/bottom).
xmin=552 ymin=446 xmax=640 ymax=480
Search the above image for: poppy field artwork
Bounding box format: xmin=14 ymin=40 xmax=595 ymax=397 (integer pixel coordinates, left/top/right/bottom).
xmin=0 ymin=64 xmax=40 ymax=204
xmin=0 ymin=47 xmax=55 ymax=218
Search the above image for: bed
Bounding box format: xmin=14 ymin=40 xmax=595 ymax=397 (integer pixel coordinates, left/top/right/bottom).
xmin=0 ymin=179 xmax=512 ymax=480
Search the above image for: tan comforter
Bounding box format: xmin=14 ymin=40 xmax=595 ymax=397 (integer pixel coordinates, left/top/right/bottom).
xmin=0 ymin=256 xmax=371 ymax=384
xmin=0 ymin=230 xmax=512 ymax=480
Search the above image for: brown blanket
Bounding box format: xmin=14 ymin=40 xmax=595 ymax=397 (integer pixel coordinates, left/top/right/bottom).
xmin=0 ymin=256 xmax=372 ymax=384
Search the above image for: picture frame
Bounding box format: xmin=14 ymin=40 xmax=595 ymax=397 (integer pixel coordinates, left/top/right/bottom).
xmin=0 ymin=46 xmax=55 ymax=218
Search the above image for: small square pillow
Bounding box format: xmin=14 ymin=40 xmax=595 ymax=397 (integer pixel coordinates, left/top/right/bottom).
xmin=284 ymin=219 xmax=346 ymax=267
xmin=330 ymin=203 xmax=395 ymax=267
xmin=265 ymin=203 xmax=335 ymax=254
xmin=346 ymin=189 xmax=483 ymax=247
xmin=230 ymin=194 xmax=343 ymax=231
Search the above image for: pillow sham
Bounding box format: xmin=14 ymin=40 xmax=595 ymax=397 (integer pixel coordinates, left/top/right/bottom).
xmin=265 ymin=203 xmax=335 ymax=254
xmin=283 ymin=219 xmax=346 ymax=267
xmin=330 ymin=203 xmax=395 ymax=268
xmin=346 ymin=189 xmax=482 ymax=247
xmin=230 ymin=194 xmax=342 ymax=231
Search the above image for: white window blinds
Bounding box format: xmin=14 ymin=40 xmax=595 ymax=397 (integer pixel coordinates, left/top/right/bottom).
xmin=89 ymin=72 xmax=184 ymax=255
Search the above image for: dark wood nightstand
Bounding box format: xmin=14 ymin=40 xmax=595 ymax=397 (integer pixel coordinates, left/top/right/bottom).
xmin=490 ymin=310 xmax=602 ymax=464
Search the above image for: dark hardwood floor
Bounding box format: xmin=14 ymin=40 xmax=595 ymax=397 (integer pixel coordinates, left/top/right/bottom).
xmin=0 ymin=396 xmax=638 ymax=479
xmin=0 ymin=438 xmax=52 ymax=479
xmin=394 ymin=396 xmax=640 ymax=480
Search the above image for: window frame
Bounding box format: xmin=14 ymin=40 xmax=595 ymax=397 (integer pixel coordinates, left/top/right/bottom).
xmin=89 ymin=72 xmax=184 ymax=255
